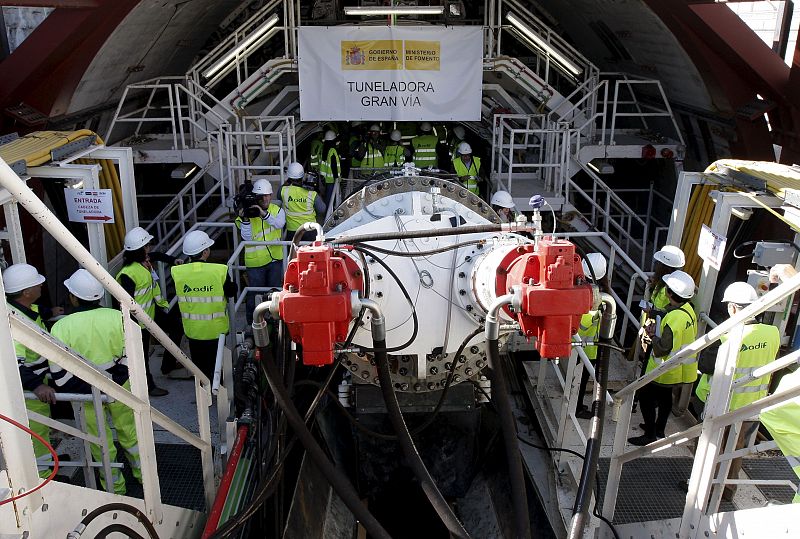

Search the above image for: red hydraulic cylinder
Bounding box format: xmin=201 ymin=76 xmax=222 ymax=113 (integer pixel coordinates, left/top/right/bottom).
xmin=278 ymin=245 xmax=363 ymax=366
xmin=498 ymin=239 xmax=595 ymax=358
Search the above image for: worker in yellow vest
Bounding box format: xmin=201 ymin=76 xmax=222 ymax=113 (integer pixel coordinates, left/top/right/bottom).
xmin=634 ymin=245 xmax=686 ymax=412
xmin=278 ymin=162 xmax=327 ymax=242
xmin=171 ymin=231 xmax=236 ymax=379
xmin=347 ymin=121 xmax=365 ymax=177
xmin=116 ymin=226 xmax=183 ymax=395
xmin=629 ymin=270 xmax=696 ymax=446
xmin=452 ymin=142 xmax=482 ymax=196
xmin=353 ymin=124 xmax=385 ymax=174
xmin=411 ymin=122 xmax=439 ymax=169
xmin=761 ymin=368 xmax=800 ymax=503
xmin=576 ymin=253 xmax=607 ymax=419
xmin=308 ymin=128 xmax=324 ymax=172
xmin=756 ymin=263 xmax=800 ymax=502
xmin=319 ymin=130 xmax=342 ymax=207
xmin=384 ymin=129 xmax=410 ymax=168
xmin=3 ymin=263 xmax=62 ymax=478
xmin=50 ymin=269 xmax=140 ymax=494
xmin=695 ymin=282 xmax=780 ymax=498
xmin=449 ymin=125 xmax=466 ymax=161
xmin=235 ymin=177 xmax=285 ymax=325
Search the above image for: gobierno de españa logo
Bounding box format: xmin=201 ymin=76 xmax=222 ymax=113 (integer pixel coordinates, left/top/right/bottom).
xmin=342 ymin=39 xmax=440 ymax=71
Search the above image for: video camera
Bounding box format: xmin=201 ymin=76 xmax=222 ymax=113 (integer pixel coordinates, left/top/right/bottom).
xmin=234 ymin=180 xmax=261 ymax=218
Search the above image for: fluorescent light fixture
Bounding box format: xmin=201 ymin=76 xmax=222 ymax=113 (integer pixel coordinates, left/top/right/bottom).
xmin=587 ymin=160 xmax=614 ymax=175
xmin=203 ymin=13 xmax=279 ymax=79
xmin=506 ymin=12 xmax=582 ymax=77
xmin=171 ymin=164 xmax=199 ymax=179
xmin=344 ymin=6 xmax=445 ymax=16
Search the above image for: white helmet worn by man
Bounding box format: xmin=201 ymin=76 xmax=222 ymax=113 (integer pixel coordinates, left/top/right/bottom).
xmin=582 ymin=253 xmax=608 ymax=281
xmin=123 ymin=227 xmax=155 ymax=252
xmin=183 ymin=230 xmax=215 ymax=257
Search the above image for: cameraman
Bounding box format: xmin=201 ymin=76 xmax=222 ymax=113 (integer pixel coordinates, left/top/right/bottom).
xmin=235 ymin=177 xmax=286 ymax=325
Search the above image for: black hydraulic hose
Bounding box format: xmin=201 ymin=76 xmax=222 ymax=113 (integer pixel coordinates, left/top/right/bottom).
xmin=568 ymin=302 xmax=613 ymax=539
xmin=487 ymin=338 xmax=532 ymax=539
xmin=352 ymin=245 xmax=419 ymax=353
xmin=374 ymin=337 xmax=471 ymax=539
xmin=260 ymin=354 xmax=392 ymax=539
xmin=93 ymin=524 xmax=147 ymax=539
xmin=70 ymin=503 xmax=159 ymax=539
xmin=359 ymin=239 xmax=487 ymax=258
xmin=330 ymin=222 xmax=531 ymax=245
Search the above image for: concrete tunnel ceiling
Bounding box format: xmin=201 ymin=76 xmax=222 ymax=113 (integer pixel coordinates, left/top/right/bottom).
xmin=48 ymin=1 xmax=760 ymax=131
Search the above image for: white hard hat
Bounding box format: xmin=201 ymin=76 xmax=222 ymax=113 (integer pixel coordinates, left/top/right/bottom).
xmin=662 ymin=270 xmax=695 ymax=299
xmin=390 ymin=129 xmax=402 ymax=142
xmin=64 ymin=269 xmax=104 ymax=301
xmin=287 ymin=162 xmax=304 ymax=180
xmin=183 ymin=230 xmax=215 ymax=256
xmin=490 ymin=190 xmax=515 ymax=209
xmin=420 ymin=122 xmax=432 ymax=132
xmin=653 ymin=245 xmax=685 ymax=268
xmin=369 ymin=124 xmax=380 ymax=132
xmin=453 ymin=125 xmax=466 ymax=139
xmin=123 ymin=226 xmax=154 ymax=251
xmin=252 ymin=178 xmax=273 ymax=195
xmin=324 ymin=130 xmax=336 ymax=141
xmin=351 ymin=120 xmax=362 ymax=127
xmin=458 ymin=141 xmax=472 ymax=155
xmin=722 ymin=282 xmax=759 ymax=304
xmin=3 ymin=263 xmax=46 ymax=294
xmin=581 ymin=253 xmax=607 ymax=281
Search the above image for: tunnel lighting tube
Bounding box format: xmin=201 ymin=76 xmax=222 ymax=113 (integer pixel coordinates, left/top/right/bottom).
xmin=344 ymin=6 xmax=445 ymax=16
xmin=203 ymin=14 xmax=279 ymax=79
xmin=506 ymin=12 xmax=582 ymax=77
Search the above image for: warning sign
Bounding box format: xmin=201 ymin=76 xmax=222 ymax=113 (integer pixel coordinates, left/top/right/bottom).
xmin=65 ymin=189 xmax=115 ymax=224
xmin=697 ymin=224 xmax=726 ymax=271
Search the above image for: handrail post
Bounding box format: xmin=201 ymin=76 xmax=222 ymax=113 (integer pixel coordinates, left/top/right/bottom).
xmin=679 ymin=324 xmax=744 ymax=536
xmin=122 ymin=305 xmax=163 ymax=524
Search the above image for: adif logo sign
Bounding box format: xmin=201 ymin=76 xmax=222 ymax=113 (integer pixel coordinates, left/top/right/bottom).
xmin=183 ymin=284 xmax=214 ymax=293
xmin=342 ymin=40 xmax=440 ymax=71
xmin=740 ymin=342 xmax=767 ymax=352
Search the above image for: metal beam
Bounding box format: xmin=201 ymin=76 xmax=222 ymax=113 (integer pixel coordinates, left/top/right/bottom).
xmin=0 ymin=1 xmax=100 ymax=6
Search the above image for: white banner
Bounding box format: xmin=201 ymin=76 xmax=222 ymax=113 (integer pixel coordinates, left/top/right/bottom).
xmin=298 ymin=26 xmax=483 ymax=121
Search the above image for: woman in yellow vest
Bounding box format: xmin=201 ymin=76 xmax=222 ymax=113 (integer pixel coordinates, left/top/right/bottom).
xmin=235 ymin=177 xmax=285 ymax=325
xmin=629 ymin=270 xmax=697 ymax=446
xmin=576 ymin=253 xmax=608 ymax=419
xmin=171 ymin=230 xmax=237 ymax=379
xmin=116 ymin=226 xmax=182 ymax=396
xmin=3 ymin=263 xmax=62 ymax=478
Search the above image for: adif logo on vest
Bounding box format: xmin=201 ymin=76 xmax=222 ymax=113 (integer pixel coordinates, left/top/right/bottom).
xmin=740 ymin=341 xmax=768 ymax=352
xmin=183 ymin=284 xmax=214 ymax=293
xmin=287 ymin=196 xmax=307 ymax=203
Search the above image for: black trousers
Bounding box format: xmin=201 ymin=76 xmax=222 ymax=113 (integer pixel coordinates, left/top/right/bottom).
xmin=578 ymin=364 xmax=591 ymax=409
xmin=638 ymin=382 xmax=674 ymax=437
xmin=188 ymin=337 xmax=218 ymax=380
xmin=155 ymin=305 xmax=184 ymax=374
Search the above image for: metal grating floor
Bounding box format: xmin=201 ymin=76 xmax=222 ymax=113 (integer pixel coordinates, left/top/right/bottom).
xmin=73 ymin=443 xmax=206 ymax=512
xmin=596 ymin=458 xmax=735 ymax=524
xmin=740 ymin=457 xmax=799 ymax=504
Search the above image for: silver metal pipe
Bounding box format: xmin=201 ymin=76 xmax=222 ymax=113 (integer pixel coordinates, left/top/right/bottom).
xmin=23 ymin=392 xmax=111 ymax=403
xmin=485 ymin=293 xmax=515 ymax=341
xmin=301 ymin=221 xmax=324 ymax=242
xmin=212 ymin=334 xmax=226 ymax=394
xmin=357 ymin=298 xmax=386 ymax=341
xmin=252 ymin=299 xmax=273 ymax=348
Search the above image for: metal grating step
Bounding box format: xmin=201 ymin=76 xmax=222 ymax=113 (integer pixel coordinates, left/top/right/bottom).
xmin=596 ymin=458 xmax=735 ymax=524
xmin=740 ymin=457 xmax=799 ymax=504
xmin=72 ymin=443 xmax=206 ymax=512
